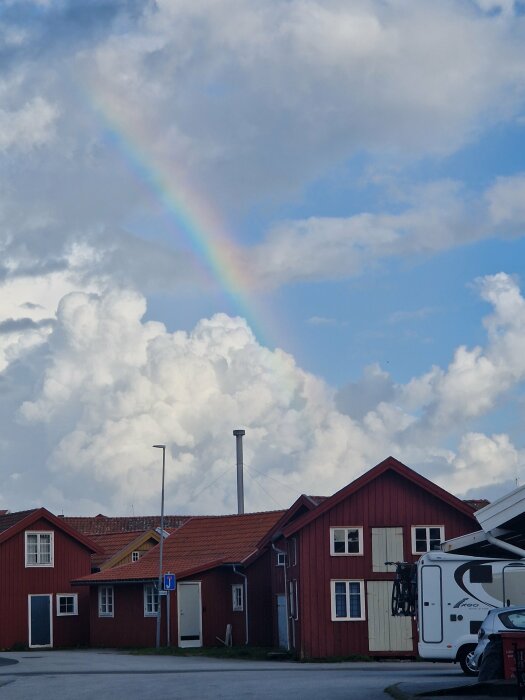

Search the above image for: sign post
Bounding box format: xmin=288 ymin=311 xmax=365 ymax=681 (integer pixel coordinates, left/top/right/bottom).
xmin=163 ymin=573 xmax=176 ymax=647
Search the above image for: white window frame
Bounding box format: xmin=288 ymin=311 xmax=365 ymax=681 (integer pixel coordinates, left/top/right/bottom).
xmin=276 ymin=552 xmax=286 ymax=566
xmin=232 ymin=584 xmax=244 ymax=612
xmin=330 ymin=527 xmax=363 ymax=556
xmin=131 ymin=551 xmax=140 ymax=562
xmin=56 ymin=593 xmax=78 ymax=616
xmin=143 ymin=584 xmax=159 ymax=617
xmin=98 ymin=586 xmax=114 ymax=618
xmin=330 ymin=580 xmax=365 ymax=621
xmin=411 ymin=525 xmax=444 ymax=554
xmin=25 ymin=531 xmax=54 ymax=567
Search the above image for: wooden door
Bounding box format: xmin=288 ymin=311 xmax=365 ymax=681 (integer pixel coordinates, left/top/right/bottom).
xmin=367 ymin=581 xmax=412 ymax=651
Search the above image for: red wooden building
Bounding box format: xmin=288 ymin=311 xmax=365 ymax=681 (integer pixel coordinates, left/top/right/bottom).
xmin=255 ymin=456 xmax=480 ymax=659
xmin=0 ymin=508 xmax=99 ymax=650
xmin=74 ymin=511 xmax=284 ymax=649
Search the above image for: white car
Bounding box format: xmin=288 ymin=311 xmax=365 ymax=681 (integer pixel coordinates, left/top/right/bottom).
xmin=471 ymin=606 xmax=525 ymax=671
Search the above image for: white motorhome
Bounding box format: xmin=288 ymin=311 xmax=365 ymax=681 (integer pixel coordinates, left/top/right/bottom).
xmin=417 ymin=551 xmax=525 ymax=674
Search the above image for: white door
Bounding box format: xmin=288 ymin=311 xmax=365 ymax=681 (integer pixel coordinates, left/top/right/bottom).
xmin=420 ymin=564 xmax=443 ymax=643
xmin=367 ymin=581 xmax=412 ymax=652
xmin=178 ymin=582 xmax=202 ymax=648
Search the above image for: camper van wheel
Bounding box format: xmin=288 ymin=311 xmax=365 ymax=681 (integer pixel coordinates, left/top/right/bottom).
xmin=457 ymin=645 xmax=478 ymax=676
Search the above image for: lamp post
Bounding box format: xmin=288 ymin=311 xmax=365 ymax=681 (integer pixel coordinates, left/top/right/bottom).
xmin=153 ymin=444 xmax=166 ymax=649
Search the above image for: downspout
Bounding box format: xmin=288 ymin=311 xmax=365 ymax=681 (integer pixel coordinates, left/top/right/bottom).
xmin=486 ymin=532 xmax=525 ymax=559
xmin=233 ymin=565 xmax=249 ymax=645
xmin=272 ymin=542 xmax=290 ymax=651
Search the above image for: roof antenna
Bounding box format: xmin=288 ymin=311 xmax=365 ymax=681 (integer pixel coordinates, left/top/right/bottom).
xmin=233 ymin=429 xmax=246 ymax=514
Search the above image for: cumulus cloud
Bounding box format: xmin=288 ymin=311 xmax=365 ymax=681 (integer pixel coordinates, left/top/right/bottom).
xmin=0 ymin=272 xmax=524 ymax=514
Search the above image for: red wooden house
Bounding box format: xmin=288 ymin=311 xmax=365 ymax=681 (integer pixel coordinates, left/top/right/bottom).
xmin=74 ymin=511 xmax=284 ymax=649
xmin=0 ymin=508 xmax=99 ymax=650
xmin=255 ymin=456 xmax=480 ymax=659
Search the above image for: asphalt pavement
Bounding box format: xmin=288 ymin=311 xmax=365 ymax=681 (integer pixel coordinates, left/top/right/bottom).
xmin=0 ymin=651 xmax=518 ymax=700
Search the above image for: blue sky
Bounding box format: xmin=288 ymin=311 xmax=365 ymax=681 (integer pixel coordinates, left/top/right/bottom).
xmin=2 ymin=0 xmax=525 ymax=515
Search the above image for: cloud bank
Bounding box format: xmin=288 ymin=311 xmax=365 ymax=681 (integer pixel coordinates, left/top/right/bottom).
xmin=0 ymin=272 xmax=524 ymax=515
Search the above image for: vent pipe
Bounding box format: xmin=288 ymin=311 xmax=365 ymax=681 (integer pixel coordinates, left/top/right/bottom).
xmin=233 ymin=429 xmax=245 ymax=514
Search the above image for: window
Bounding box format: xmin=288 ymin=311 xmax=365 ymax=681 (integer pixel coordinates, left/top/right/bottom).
xmin=276 ymin=552 xmax=286 ymax=567
xmin=131 ymin=551 xmax=140 ymax=562
xmin=289 ymin=579 xmax=298 ymax=620
xmin=98 ymin=586 xmax=114 ymax=617
xmin=470 ymin=565 xmax=493 ymax=583
xmin=232 ymin=584 xmax=243 ymax=611
xmin=330 ymin=580 xmax=365 ymax=621
xmin=144 ymin=584 xmax=159 ymax=616
xmin=25 ymin=531 xmax=54 ymax=567
xmin=330 ymin=527 xmax=363 ymax=556
xmin=56 ymin=594 xmax=78 ymax=616
xmin=411 ymin=526 xmax=444 ymax=554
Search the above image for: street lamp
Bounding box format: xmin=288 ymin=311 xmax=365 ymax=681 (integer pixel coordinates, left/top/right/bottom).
xmin=153 ymin=444 xmax=166 ymax=649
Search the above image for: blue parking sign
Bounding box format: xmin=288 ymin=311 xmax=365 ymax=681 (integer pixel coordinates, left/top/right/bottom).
xmin=163 ymin=573 xmax=176 ymax=590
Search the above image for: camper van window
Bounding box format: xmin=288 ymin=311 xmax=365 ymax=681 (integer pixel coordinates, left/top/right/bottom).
xmin=470 ymin=565 xmax=493 ymax=583
xmin=411 ymin=526 xmax=444 ymax=553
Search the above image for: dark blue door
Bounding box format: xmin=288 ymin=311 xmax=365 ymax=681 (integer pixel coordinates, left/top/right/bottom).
xmin=30 ymin=595 xmax=51 ymax=647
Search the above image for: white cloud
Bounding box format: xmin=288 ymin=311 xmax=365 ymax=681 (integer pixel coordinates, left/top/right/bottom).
xmin=487 ymin=174 xmax=525 ymax=227
xmin=248 ymin=180 xmax=479 ymax=288
xmin=0 ymin=97 xmax=58 ymax=152
xmin=0 ymin=272 xmax=524 ymax=514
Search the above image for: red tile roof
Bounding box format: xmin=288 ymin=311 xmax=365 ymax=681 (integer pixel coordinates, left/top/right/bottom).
xmin=62 ymin=515 xmax=189 ymax=535
xmin=0 ymin=508 xmax=100 ymax=553
xmin=75 ymin=510 xmax=285 ymax=584
xmin=0 ymin=509 xmax=38 ymax=533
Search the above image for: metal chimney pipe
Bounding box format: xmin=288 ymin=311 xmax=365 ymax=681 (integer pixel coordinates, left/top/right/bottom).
xmin=233 ymin=429 xmax=246 ymax=514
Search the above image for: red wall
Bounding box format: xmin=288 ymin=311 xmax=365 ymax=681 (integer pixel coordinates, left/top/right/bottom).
xmin=246 ymin=551 xmax=274 ymax=647
xmin=290 ymin=471 xmax=478 ymax=659
xmin=0 ymin=518 xmax=92 ymax=650
xmin=89 ymin=567 xmax=254 ymax=649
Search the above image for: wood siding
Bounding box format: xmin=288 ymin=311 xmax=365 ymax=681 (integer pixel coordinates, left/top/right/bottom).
xmin=90 ymin=567 xmax=256 ymax=649
xmin=293 ymin=470 xmax=477 ymax=659
xmin=0 ymin=518 xmax=92 ymax=650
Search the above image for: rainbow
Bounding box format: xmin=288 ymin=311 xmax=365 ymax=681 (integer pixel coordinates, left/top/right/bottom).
xmin=84 ymin=85 xmax=274 ymax=348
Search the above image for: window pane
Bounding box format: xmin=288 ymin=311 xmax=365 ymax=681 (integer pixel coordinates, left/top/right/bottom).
xmin=348 ymin=582 xmax=361 ymax=618
xmin=347 ymin=530 xmax=360 ymax=553
xmin=26 ymin=534 xmax=38 ymax=564
xmin=333 ymin=530 xmax=346 ymax=553
xmin=60 ymin=596 xmax=75 ymax=614
xmin=40 ymin=535 xmax=51 ymax=564
xmin=335 ymin=582 xmax=347 ymax=618
xmin=415 ymin=528 xmax=427 ymax=552
xmin=429 ymin=528 xmax=442 ymax=550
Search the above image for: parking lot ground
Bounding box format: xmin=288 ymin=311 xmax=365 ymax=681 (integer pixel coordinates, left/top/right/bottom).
xmin=0 ymin=651 xmax=487 ymax=700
